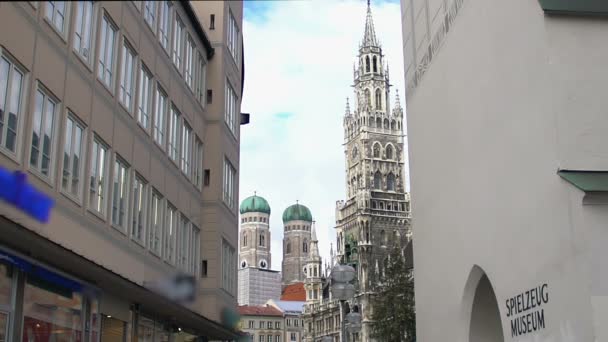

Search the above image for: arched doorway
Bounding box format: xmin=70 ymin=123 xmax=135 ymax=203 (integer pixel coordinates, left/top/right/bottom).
xmin=467 ymin=270 xmax=504 ymax=342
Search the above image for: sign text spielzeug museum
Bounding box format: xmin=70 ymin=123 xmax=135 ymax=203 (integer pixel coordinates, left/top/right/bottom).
xmin=505 ymin=284 xmax=549 ymax=338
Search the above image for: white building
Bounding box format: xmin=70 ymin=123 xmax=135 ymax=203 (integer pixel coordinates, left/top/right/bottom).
xmin=401 ymin=0 xmax=608 ymax=341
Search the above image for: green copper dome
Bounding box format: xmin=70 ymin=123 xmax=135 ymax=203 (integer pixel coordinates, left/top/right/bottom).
xmin=240 ymin=195 xmax=271 ymax=215
xmin=282 ymin=203 xmax=313 ymax=223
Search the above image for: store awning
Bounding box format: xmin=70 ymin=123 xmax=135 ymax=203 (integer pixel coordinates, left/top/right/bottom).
xmin=557 ymin=170 xmax=608 ymax=192
xmin=0 ymin=216 xmax=240 ymax=340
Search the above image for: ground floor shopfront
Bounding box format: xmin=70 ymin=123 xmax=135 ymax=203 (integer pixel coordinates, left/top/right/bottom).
xmin=0 ymin=218 xmax=238 ymax=342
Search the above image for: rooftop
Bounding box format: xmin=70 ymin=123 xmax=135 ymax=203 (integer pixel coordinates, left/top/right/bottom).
xmin=267 ymin=300 xmax=305 ymax=314
xmin=280 ymin=282 xmax=306 ymax=301
xmin=237 ymin=305 xmax=283 ymax=317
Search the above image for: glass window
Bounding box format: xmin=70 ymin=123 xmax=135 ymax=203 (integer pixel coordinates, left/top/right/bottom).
xmin=143 ymin=1 xmax=156 ymax=29
xmin=267 ymin=336 xmax=272 ymax=342
xmin=248 ymin=321 xmax=254 ymax=329
xmin=138 ymin=316 xmax=154 ymax=342
xmin=158 ymin=1 xmax=171 ymax=51
xmin=172 ymin=15 xmax=184 ymax=71
xmin=22 ymin=274 xmax=83 ymax=342
xmin=98 ymin=14 xmax=117 ymax=89
xmin=291 ymin=333 xmax=296 ymax=341
xmin=131 ymin=174 xmax=147 ymax=244
xmin=224 ymin=81 xmax=238 ymax=135
xmin=222 ymin=240 xmax=235 ymax=294
xmin=111 ymin=156 xmax=129 ymax=230
xmin=196 ymin=52 xmax=206 ymax=105
xmin=137 ymin=65 xmax=153 ymax=129
xmin=275 ymin=336 xmax=280 ymax=342
xmin=259 ymin=336 xmax=263 ymax=342
xmin=227 ymin=10 xmax=239 ymax=65
xmin=153 ymin=86 xmax=167 ymax=146
xmin=286 ymin=319 xmax=290 ymax=327
xmin=30 ymin=87 xmax=56 ymax=177
xmin=89 ymin=137 xmax=108 ymax=214
xmin=267 ymin=321 xmax=271 ymax=329
xmin=275 ymin=322 xmax=280 ymax=329
xmin=45 ymin=1 xmax=67 ymax=34
xmin=178 ymin=215 xmax=190 ymax=270
xmin=180 ymin=121 xmax=191 ymax=177
xmin=168 ymin=106 xmax=180 ymax=162
xmin=0 ymin=56 xmax=24 ymax=154
xmin=149 ymin=190 xmax=163 ymax=255
xmin=185 ymin=35 xmax=195 ymax=89
xmin=223 ymin=158 xmax=236 ymax=209
xmin=190 ymin=225 xmax=200 ymax=275
xmin=73 ymin=1 xmax=94 ymax=63
xmin=62 ymin=113 xmax=85 ymax=198
xmin=119 ymin=41 xmax=136 ymax=112
xmin=0 ymin=261 xmax=13 ymax=307
xmin=259 ymin=321 xmax=263 ymax=329
xmin=164 ymin=203 xmax=177 ymax=263
xmin=193 ymin=138 xmax=203 ymax=189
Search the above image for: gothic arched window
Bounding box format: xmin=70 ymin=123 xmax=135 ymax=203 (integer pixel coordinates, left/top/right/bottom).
xmin=352 ymin=146 xmax=358 ymax=160
xmin=374 ymin=171 xmax=382 ymax=189
xmin=380 ymin=230 xmax=386 ymax=246
xmin=286 ymin=241 xmax=291 ymax=254
xmin=387 ymin=172 xmax=395 ymax=191
xmin=303 ymin=240 xmax=308 ymax=253
xmin=369 ymin=116 xmax=375 ymax=128
xmin=259 ymin=234 xmax=265 ymax=247
xmin=243 ymin=233 xmax=247 ymax=247
xmin=376 ymin=117 xmax=382 ymax=128
xmin=384 ymin=119 xmax=389 ymax=129
xmin=391 ymin=120 xmax=396 ymax=130
xmin=375 ymin=89 xmax=382 ymax=110
xmin=373 ymin=56 xmax=378 ymax=73
xmin=373 ymin=143 xmax=381 ymax=158
xmin=386 ymin=145 xmax=393 ymax=159
xmin=365 ymin=56 xmax=370 ymax=72
xmin=364 ymin=89 xmax=371 ymax=107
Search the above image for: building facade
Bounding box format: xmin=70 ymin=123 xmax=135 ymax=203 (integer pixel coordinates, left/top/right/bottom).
xmin=282 ymin=203 xmax=313 ymax=287
xmin=238 ymin=268 xmax=281 ymax=307
xmin=0 ymin=1 xmax=243 ymax=340
xmin=267 ymin=300 xmax=306 ymax=342
xmin=402 ymin=0 xmax=608 ymax=341
xmin=237 ymin=305 xmax=285 ymax=342
xmin=335 ymin=2 xmax=411 ymax=341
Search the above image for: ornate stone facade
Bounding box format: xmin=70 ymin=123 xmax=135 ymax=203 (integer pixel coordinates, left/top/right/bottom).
xmin=281 ymin=203 xmax=314 ymax=287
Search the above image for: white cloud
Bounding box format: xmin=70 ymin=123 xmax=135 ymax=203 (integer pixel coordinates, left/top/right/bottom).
xmin=240 ymin=0 xmax=408 ymax=272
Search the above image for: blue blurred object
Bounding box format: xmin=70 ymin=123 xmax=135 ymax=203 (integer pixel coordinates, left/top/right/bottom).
xmin=0 ymin=168 xmax=54 ymax=223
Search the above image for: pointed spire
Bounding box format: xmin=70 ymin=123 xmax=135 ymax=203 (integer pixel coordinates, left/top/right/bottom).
xmin=362 ymin=0 xmax=379 ymax=47
xmin=311 ymin=221 xmax=318 ymax=242
xmin=309 ymin=221 xmax=320 ymax=259
xmin=345 ymin=98 xmax=351 ymax=116
xmin=394 ymin=89 xmax=402 ymax=109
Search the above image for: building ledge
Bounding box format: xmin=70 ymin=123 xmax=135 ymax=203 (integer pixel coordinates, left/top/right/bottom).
xmin=539 ymin=0 xmax=608 ymax=16
xmin=558 ymin=170 xmax=608 ymax=192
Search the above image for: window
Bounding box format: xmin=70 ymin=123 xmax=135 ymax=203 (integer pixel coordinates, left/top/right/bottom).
xmin=303 ymin=240 xmax=307 ymax=253
xmin=143 ymin=1 xmax=156 ymax=29
xmin=149 ymin=190 xmax=163 ymax=255
xmin=180 ymin=121 xmax=192 ymax=177
xmin=387 ymin=173 xmax=395 ymax=191
xmin=62 ymin=113 xmax=85 ymax=198
xmin=259 ymin=233 xmax=265 ymax=247
xmin=185 ymin=35 xmax=195 ymax=89
xmin=172 ymin=15 xmax=184 ymax=70
xmin=137 ymin=65 xmax=153 ymax=129
xmin=375 ymin=88 xmax=382 ymax=110
xmin=158 ymin=1 xmax=171 ymax=50
xmin=259 ymin=336 xmax=264 ymax=342
xmin=286 ymin=319 xmax=291 ymax=327
xmin=275 ymin=336 xmax=280 ymax=342
xmin=259 ymin=321 xmax=264 ymax=329
xmin=222 ymin=240 xmax=236 ymax=294
xmin=45 ymin=1 xmax=67 ymax=34
xmin=373 ymin=143 xmax=380 ymax=158
xmin=0 ymin=56 xmax=24 ymax=154
xmin=386 ymin=144 xmax=393 ymax=159
xmin=190 ymin=225 xmax=200 ymax=275
xmin=365 ymin=89 xmax=371 ymax=106
xmin=196 ymin=52 xmax=206 ymax=104
xmin=111 ymin=156 xmax=129 ymax=230
xmin=98 ymin=14 xmax=117 ymax=89
xmin=294 ymin=319 xmax=299 ymax=327
xmin=153 ymin=86 xmax=167 ymax=146
xmin=286 ymin=242 xmax=291 ymax=254
xmin=248 ymin=320 xmax=254 ymax=329
xmin=224 ymin=81 xmax=238 ymax=134
xmin=290 ymin=333 xmax=296 ymax=341
xmin=131 ymin=174 xmax=147 ymax=244
xmin=275 ymin=322 xmax=280 ymax=329
xmin=267 ymin=321 xmax=271 ymax=329
xmin=119 ymin=41 xmax=136 ymax=111
xmin=164 ymin=203 xmax=177 ymax=263
xmin=193 ymin=137 xmax=203 ymax=189
xmin=73 ymin=1 xmax=93 ymax=62
xmin=223 ymin=158 xmax=236 ymax=209
xmin=178 ymin=215 xmax=190 ymax=270
xmin=267 ymin=336 xmax=272 ymax=342
xmin=168 ymin=106 xmax=181 ymax=162
xmin=89 ymin=137 xmax=108 ymax=214
xmin=227 ymin=10 xmax=239 ymax=64
xmin=30 ymin=86 xmax=56 ymax=177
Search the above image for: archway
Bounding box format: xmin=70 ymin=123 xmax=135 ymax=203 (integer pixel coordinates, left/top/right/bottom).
xmin=464 ymin=267 xmax=504 ymax=342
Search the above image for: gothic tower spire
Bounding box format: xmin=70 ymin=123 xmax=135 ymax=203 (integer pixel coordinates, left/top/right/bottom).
xmin=362 ymin=0 xmax=378 ymax=47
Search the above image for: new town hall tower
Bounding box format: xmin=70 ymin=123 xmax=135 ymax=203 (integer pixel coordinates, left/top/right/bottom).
xmin=335 ymin=2 xmax=412 ymax=340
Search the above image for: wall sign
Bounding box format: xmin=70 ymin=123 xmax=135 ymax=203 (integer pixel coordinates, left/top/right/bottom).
xmin=505 ymin=284 xmax=548 ymax=338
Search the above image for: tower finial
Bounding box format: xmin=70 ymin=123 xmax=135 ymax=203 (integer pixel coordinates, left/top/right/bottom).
xmin=362 ymin=0 xmax=378 ymax=47
xmin=345 ymin=97 xmax=351 ymax=116
xmin=254 ymin=190 xmax=257 ymax=196
xmin=367 ymin=0 xmax=370 ymax=8
xmin=394 ymin=89 xmax=401 ymax=109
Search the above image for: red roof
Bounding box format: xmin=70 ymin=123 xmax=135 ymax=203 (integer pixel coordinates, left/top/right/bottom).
xmin=238 ymin=305 xmax=283 ymax=317
xmin=280 ymin=282 xmax=306 ymax=301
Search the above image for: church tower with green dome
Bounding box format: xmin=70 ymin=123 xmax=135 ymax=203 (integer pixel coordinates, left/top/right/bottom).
xmin=281 ymin=202 xmax=313 ymax=287
xmin=239 ymin=193 xmax=272 ymax=270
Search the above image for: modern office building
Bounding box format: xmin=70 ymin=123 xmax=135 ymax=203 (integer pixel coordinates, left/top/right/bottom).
xmin=401 ymin=0 xmax=608 ymax=341
xmin=0 ymin=1 xmax=244 ymax=340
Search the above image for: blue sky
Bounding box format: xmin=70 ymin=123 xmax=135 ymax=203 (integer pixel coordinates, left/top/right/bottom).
xmin=239 ymin=0 xmax=408 ymax=271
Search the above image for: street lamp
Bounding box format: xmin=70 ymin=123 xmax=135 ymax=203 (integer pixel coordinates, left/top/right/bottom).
xmin=329 ymin=264 xmax=360 ymax=342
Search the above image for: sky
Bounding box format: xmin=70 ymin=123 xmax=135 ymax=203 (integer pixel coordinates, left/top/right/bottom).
xmin=239 ymin=0 xmax=408 ymax=271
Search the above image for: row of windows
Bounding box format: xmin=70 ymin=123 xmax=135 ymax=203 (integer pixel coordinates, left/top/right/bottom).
xmin=258 ymin=336 xmax=280 ymax=342
xmin=284 ymin=224 xmax=310 ymax=232
xmin=371 ymin=200 xmax=408 ymax=212
xmin=345 ymin=117 xmax=402 ymax=137
xmin=284 ymin=240 xmax=307 ymax=254
xmin=285 ymin=318 xmax=304 ymax=327
xmin=241 ymin=232 xmax=266 ymax=248
xmin=241 ymin=216 xmax=268 ymax=223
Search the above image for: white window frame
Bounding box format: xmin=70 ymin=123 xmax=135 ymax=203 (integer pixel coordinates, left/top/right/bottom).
xmin=30 ymin=85 xmax=57 ymax=178
xmin=137 ymin=64 xmax=153 ymax=130
xmin=45 ymin=1 xmax=68 ymax=35
xmin=168 ymin=105 xmax=181 ymax=163
xmin=73 ymin=1 xmax=94 ymax=64
xmin=193 ymin=137 xmax=203 ymax=190
xmin=178 ymin=214 xmax=190 ymax=270
xmin=111 ymin=155 xmax=130 ymax=231
xmin=172 ymin=15 xmax=184 ymax=71
xmin=119 ymin=40 xmax=137 ymax=112
xmin=184 ymin=35 xmax=195 ymax=90
xmin=143 ymin=0 xmax=157 ymax=30
xmin=180 ymin=120 xmax=192 ymax=178
xmin=131 ymin=173 xmax=148 ymax=245
xmin=158 ymin=1 xmax=172 ymax=52
xmin=223 ymin=158 xmax=236 ymax=209
xmin=153 ymin=85 xmax=167 ymax=147
xmin=224 ymin=80 xmax=238 ymax=135
xmin=164 ymin=203 xmax=178 ymax=264
xmin=149 ymin=190 xmax=163 ymax=256
xmin=89 ymin=136 xmax=109 ymax=215
xmin=0 ymin=55 xmax=25 ymax=156
xmin=221 ymin=239 xmax=236 ymax=295
xmin=98 ymin=13 xmax=117 ymax=90
xmin=195 ymin=51 xmax=207 ymax=105
xmin=227 ymin=10 xmax=240 ymax=65
xmin=190 ymin=224 xmax=200 ymax=275
xmin=61 ymin=112 xmax=86 ymax=200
